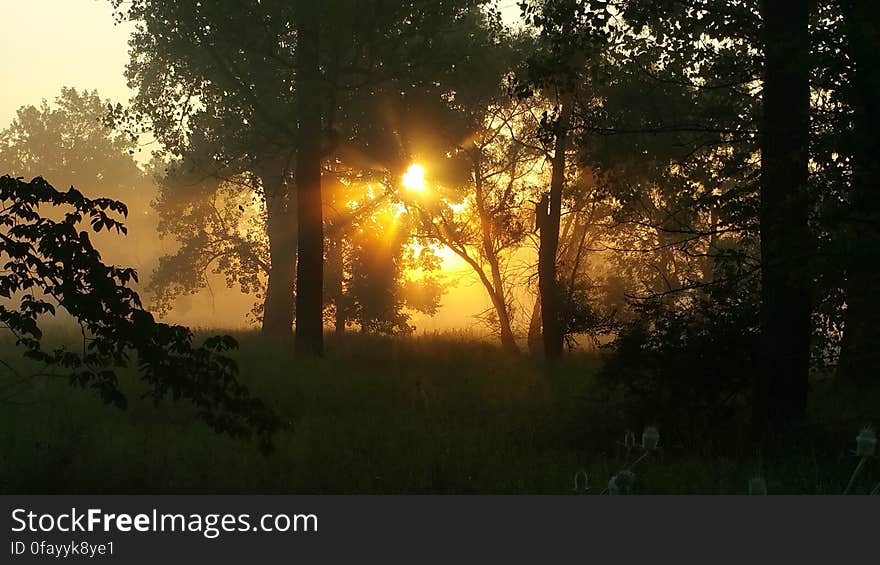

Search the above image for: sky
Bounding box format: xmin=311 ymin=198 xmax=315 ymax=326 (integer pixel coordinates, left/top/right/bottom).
xmin=0 ymin=0 xmax=526 ymax=333
xmin=0 ymin=0 xmax=136 ymax=127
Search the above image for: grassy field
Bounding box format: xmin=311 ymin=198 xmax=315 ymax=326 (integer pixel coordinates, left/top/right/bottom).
xmin=1 ymin=330 xmax=877 ymax=494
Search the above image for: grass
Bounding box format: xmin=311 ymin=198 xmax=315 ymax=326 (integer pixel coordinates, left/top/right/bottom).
xmin=0 ymin=329 xmax=877 ymax=494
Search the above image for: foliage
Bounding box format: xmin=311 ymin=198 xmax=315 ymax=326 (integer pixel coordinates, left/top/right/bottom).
xmin=325 ymin=173 xmax=444 ymax=335
xmin=407 ymin=98 xmax=542 ymax=346
xmin=0 ymin=88 xmax=143 ymax=192
xmin=146 ymin=168 xmax=268 ymax=321
xmin=0 ymin=175 xmax=277 ymax=444
xmin=598 ymin=278 xmax=759 ymax=441
xmin=558 ymin=276 xmax=617 ymax=348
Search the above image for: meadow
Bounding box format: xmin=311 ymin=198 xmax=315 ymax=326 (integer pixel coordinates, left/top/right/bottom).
xmin=1 ymin=330 xmax=877 ymax=495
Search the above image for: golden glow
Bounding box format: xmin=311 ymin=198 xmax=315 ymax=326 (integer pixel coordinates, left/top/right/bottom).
xmin=449 ymin=200 xmax=468 ymax=214
xmin=402 ymin=163 xmax=427 ymax=192
xmin=0 ymin=3 xmax=532 ymax=334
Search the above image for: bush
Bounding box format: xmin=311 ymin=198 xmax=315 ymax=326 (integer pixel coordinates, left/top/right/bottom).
xmin=597 ymin=285 xmax=758 ymax=445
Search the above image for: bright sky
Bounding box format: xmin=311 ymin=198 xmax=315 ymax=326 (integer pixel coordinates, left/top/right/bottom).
xmin=0 ymin=0 xmax=135 ymax=127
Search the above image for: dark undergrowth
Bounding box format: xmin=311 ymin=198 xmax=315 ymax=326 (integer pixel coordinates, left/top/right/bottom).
xmin=1 ymin=329 xmax=877 ymax=494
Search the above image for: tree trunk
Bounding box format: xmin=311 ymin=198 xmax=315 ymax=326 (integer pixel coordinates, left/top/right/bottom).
xmin=472 ymin=152 xmax=519 ymax=353
xmin=440 ymin=241 xmax=519 ymax=354
xmin=562 ymin=216 xmax=590 ymax=296
xmin=487 ymin=256 xmax=518 ymax=353
xmin=538 ymin=92 xmax=573 ymax=361
xmin=334 ymin=301 xmax=346 ymax=336
xmin=260 ymin=160 xmax=297 ymax=336
xmin=326 ymin=235 xmax=346 ymax=336
xmin=527 ymin=298 xmax=542 ymax=355
xmin=752 ymin=0 xmax=813 ymax=438
xmin=294 ymin=18 xmax=325 ymax=356
xmin=837 ymin=0 xmax=880 ymax=384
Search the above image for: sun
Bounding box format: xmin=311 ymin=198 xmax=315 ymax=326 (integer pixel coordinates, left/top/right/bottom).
xmin=402 ymin=163 xmax=427 ymax=192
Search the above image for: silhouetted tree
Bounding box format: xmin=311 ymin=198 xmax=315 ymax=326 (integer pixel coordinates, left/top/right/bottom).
xmin=145 ymin=169 xmax=269 ymax=323
xmin=752 ymin=0 xmax=813 ymax=438
xmin=409 ymin=101 xmax=539 ymax=352
xmin=837 ymin=0 xmax=880 ymax=383
xmin=108 ymin=0 xmax=299 ymax=336
xmin=323 ymin=171 xmax=443 ymax=335
xmin=518 ymin=0 xmax=608 ymax=360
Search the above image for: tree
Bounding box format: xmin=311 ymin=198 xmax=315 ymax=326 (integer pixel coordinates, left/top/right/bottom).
xmin=293 ymin=6 xmax=325 ymax=355
xmin=256 ymin=153 xmax=297 ymax=334
xmin=345 ymin=205 xmax=442 ymax=335
xmin=519 ymin=0 xmax=608 ymax=360
xmin=752 ymin=0 xmax=813 ymax=437
xmin=539 ymin=94 xmax=575 ymax=359
xmin=547 ymin=0 xmax=816 ymax=435
xmin=286 ymin=0 xmax=513 ymax=354
xmin=0 ymin=88 xmax=158 ymax=271
xmin=322 ymin=169 xmax=444 ymax=335
xmin=145 ymin=167 xmax=270 ymax=324
xmin=836 ymin=0 xmax=880 ymax=383
xmin=0 ymin=88 xmax=141 ymax=192
xmin=409 ymin=101 xmax=539 ymax=351
xmin=109 ymin=0 xmax=299 ymax=336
